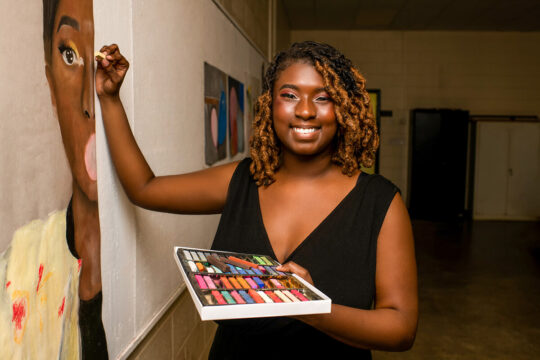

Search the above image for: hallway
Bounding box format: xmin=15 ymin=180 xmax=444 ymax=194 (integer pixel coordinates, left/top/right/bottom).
xmin=375 ymin=220 xmax=540 ymax=359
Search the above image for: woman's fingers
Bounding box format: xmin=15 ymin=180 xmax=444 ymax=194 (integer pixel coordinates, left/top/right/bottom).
xmin=276 ymin=261 xmax=314 ymax=285
xmin=95 ymin=44 xmax=129 ymax=96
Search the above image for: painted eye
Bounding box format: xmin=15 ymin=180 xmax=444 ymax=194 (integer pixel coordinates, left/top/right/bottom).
xmin=62 ymin=48 xmax=76 ymax=65
xmin=58 ymin=44 xmax=79 ymax=66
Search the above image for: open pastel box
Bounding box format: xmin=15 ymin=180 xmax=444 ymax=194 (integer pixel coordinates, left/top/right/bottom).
xmin=174 ymin=246 xmax=331 ymax=320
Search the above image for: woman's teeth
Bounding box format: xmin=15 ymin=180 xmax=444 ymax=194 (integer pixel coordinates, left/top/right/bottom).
xmin=293 ymin=127 xmax=317 ymax=134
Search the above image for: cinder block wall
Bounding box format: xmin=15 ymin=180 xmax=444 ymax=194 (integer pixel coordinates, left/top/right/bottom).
xmin=290 ymin=31 xmax=540 ymax=198
xmin=128 ymin=291 xmax=217 ymax=360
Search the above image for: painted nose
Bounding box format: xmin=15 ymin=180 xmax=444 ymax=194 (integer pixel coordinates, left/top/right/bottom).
xmin=295 ymin=97 xmax=316 ymax=121
xmin=82 ymin=54 xmax=94 ymax=120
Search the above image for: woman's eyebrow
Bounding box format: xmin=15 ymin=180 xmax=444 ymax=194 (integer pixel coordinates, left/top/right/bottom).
xmin=279 ymin=84 xmax=299 ymax=91
xmin=56 ymin=15 xmax=80 ymax=32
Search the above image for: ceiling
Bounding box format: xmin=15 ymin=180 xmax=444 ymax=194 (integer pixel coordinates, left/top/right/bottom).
xmin=281 ymin=0 xmax=540 ymax=31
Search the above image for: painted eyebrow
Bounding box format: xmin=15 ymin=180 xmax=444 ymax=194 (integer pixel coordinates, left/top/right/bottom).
xmin=56 ymin=16 xmax=80 ymax=32
xmin=279 ymin=84 xmax=327 ymax=93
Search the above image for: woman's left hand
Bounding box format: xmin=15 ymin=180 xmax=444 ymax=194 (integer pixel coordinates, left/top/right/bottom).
xmin=276 ymin=261 xmax=314 ymax=286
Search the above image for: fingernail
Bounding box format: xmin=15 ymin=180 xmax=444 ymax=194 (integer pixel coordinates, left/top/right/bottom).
xmin=106 ymin=55 xmax=113 ymax=60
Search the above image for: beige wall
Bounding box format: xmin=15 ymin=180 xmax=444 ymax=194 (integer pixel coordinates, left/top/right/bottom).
xmin=290 ymin=30 xmax=540 ymax=197
xmin=216 ymin=0 xmax=270 ymax=58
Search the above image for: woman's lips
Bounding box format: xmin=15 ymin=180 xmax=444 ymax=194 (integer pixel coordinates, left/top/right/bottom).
xmin=85 ymin=133 xmax=97 ymax=181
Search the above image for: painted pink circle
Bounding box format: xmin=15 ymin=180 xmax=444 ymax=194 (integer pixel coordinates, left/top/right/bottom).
xmin=211 ymin=107 xmax=218 ymax=148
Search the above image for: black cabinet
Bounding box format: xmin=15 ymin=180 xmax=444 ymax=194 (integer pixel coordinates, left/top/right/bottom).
xmin=409 ymin=109 xmax=470 ymax=221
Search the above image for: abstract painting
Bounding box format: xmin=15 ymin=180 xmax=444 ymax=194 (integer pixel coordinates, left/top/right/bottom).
xmin=204 ymin=62 xmax=227 ymax=165
xmin=228 ymin=76 xmax=245 ymax=157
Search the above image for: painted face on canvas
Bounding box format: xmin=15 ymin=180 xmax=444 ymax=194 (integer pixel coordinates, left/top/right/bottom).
xmin=45 ymin=0 xmax=97 ymax=201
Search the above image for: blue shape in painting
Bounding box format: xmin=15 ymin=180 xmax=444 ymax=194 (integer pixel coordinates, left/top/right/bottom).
xmin=218 ymin=91 xmax=227 ymax=145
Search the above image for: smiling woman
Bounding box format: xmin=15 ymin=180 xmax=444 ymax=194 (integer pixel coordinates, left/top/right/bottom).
xmin=97 ymin=40 xmax=416 ymax=358
xmin=0 ymin=0 xmax=106 ymax=358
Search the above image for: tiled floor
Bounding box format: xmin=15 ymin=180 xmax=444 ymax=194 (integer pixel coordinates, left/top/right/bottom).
xmin=375 ymin=220 xmax=540 ymax=360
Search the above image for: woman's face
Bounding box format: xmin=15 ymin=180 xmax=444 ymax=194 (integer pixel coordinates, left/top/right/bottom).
xmin=272 ymin=62 xmax=337 ymax=158
xmin=46 ymin=0 xmax=97 ymax=201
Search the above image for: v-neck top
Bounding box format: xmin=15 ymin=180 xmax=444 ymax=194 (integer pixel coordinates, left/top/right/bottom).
xmin=210 ymin=158 xmax=399 ymax=358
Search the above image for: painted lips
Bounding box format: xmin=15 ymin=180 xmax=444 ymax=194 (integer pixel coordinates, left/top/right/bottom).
xmin=85 ymin=133 xmax=97 ymax=181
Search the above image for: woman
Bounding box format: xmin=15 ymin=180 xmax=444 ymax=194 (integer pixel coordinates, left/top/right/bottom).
xmin=97 ymin=41 xmax=417 ymax=358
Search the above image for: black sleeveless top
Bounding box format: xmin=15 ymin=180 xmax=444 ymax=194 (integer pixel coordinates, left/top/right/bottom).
xmin=210 ymin=158 xmax=399 ymax=359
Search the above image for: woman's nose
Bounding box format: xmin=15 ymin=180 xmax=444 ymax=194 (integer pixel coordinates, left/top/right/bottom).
xmin=295 ymin=97 xmax=316 ymax=120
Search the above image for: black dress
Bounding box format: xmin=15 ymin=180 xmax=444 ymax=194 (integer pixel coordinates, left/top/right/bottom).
xmin=210 ymin=158 xmax=398 ymax=359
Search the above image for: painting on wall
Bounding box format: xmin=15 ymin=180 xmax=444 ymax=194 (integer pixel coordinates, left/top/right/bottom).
xmin=0 ymin=0 xmax=108 ymax=358
xmin=204 ymin=62 xmax=227 ymax=165
xmin=228 ymin=76 xmax=244 ymax=157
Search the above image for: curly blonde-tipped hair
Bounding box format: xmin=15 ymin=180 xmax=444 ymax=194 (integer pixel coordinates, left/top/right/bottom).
xmin=250 ymin=41 xmax=379 ymax=186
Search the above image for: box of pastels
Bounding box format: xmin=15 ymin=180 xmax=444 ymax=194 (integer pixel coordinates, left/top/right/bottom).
xmin=174 ymin=246 xmax=331 ymax=320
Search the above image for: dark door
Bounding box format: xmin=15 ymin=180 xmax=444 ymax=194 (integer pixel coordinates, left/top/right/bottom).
xmin=409 ymin=109 xmax=469 ymax=221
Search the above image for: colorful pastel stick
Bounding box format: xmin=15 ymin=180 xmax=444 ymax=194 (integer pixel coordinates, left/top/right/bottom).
xmin=274 ymin=290 xmax=291 ymax=303
xmin=260 ymin=256 xmax=274 ymax=266
xmin=282 ymin=290 xmax=300 ymax=302
xmin=245 ymin=269 xmax=255 ymax=275
xmin=264 ymin=266 xmax=278 ymax=275
xmin=239 ymin=290 xmax=255 ymax=304
xmin=220 ymin=256 xmax=250 ymax=269
xmin=190 ymin=251 xmax=200 ymax=261
xmin=207 ymin=255 xmax=229 ymax=273
xmin=248 ymin=289 xmax=264 ymax=303
xmin=236 ymin=267 xmax=247 ymax=275
xmin=253 ymin=256 xmax=265 ymax=265
xmin=183 ymin=250 xmax=193 ymax=260
xmin=204 ymin=276 xmax=216 ymax=289
xmin=245 ymin=277 xmax=258 ymax=289
xmin=229 ymin=277 xmax=242 ymax=289
xmin=230 ymin=290 xmax=246 ymax=304
xmin=290 ymin=290 xmax=309 ymax=301
xmin=221 ymin=291 xmax=236 ymax=304
xmin=205 ymin=294 xmax=215 ymax=305
xmin=270 ymin=278 xmax=284 ymax=288
xmin=211 ymin=290 xmax=227 ymax=305
xmin=187 ymin=261 xmax=198 ymax=272
xmin=252 ymin=268 xmax=263 ymax=275
xmin=197 ymin=252 xmax=207 ymax=262
xmin=206 ymin=267 xmax=215 ymax=273
xmin=227 ymin=264 xmax=238 ymax=274
xmin=211 ymin=265 xmax=222 ymax=274
xmin=236 ymin=277 xmax=251 ymax=290
xmin=274 ymin=268 xmax=287 ymax=276
xmin=220 ymin=276 xmax=233 ymax=289
xmin=265 ymin=291 xmax=282 ymax=303
xmin=228 ymin=256 xmax=260 ymax=269
xmin=253 ymin=277 xmax=265 ymax=288
xmin=195 ymin=275 xmax=207 ymax=289
xmin=196 ymin=262 xmax=205 ymax=272
xmin=257 ymin=291 xmax=273 ymax=303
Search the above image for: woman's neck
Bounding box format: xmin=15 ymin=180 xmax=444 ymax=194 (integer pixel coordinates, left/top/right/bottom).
xmin=279 ymin=149 xmax=336 ymax=180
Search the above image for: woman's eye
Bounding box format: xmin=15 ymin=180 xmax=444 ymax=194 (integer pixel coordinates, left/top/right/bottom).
xmin=316 ymin=96 xmax=331 ymax=102
xmin=281 ymin=93 xmax=296 ymax=99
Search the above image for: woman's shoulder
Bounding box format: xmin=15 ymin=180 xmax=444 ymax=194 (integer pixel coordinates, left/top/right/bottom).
xmin=361 ymin=172 xmax=400 ymax=193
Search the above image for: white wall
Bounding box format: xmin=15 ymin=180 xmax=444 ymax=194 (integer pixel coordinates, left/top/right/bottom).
xmin=96 ymin=0 xmax=266 ymax=358
xmin=291 ymin=30 xmax=540 ymax=195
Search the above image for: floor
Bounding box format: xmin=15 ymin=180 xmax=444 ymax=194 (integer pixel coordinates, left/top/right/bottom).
xmin=374 ymin=220 xmax=540 ymax=360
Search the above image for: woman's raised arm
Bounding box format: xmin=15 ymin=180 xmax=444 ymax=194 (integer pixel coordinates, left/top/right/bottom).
xmin=95 ymin=44 xmax=237 ymax=214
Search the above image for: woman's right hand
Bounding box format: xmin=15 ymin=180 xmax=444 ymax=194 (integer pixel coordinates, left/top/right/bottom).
xmin=95 ymin=44 xmax=129 ymax=99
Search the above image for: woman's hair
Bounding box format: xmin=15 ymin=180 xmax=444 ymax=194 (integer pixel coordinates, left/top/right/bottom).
xmin=43 ymin=0 xmax=61 ymax=66
xmin=250 ymin=41 xmax=379 ymax=186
